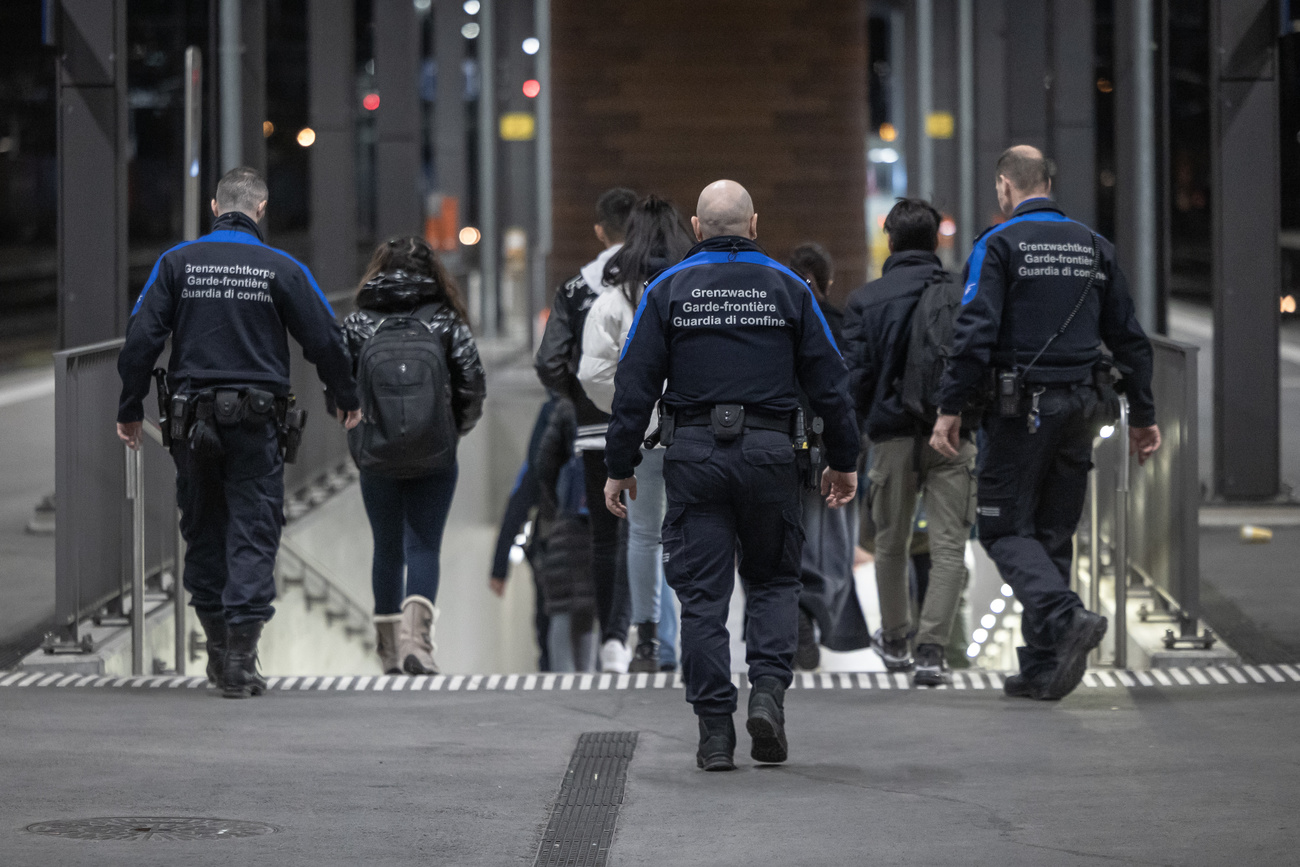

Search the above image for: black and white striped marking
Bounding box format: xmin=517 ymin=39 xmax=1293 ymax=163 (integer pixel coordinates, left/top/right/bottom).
xmin=2 ymin=665 xmax=1298 ymax=692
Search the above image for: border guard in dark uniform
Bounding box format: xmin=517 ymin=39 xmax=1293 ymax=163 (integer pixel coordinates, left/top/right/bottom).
xmin=116 ymin=167 xmax=361 ymax=698
xmin=930 ymin=146 xmax=1162 ymax=701
xmin=604 ymin=180 xmax=859 ymax=770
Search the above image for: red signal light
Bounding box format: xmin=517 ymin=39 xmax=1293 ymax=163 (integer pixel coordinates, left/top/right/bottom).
xmin=363 ymin=93 xmax=381 ymax=111
xmin=522 ymin=79 xmax=540 ymax=99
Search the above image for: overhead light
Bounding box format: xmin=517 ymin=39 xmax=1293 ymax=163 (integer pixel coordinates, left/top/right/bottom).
xmin=461 ymin=22 xmax=480 ymax=39
xmin=973 ymin=628 xmax=989 ymax=643
xmin=966 ymin=643 xmax=981 ymax=658
xmin=459 ymin=226 xmax=481 ymax=246
xmin=522 ymin=37 xmax=540 ymax=55
xmin=463 ymin=0 xmax=480 ymax=13
xmin=990 ymin=598 xmax=1006 ymax=613
xmin=981 ymin=614 xmax=997 ymax=629
xmin=1000 ymin=583 xmax=1014 ymax=598
xmin=296 ymin=127 xmax=316 ymax=147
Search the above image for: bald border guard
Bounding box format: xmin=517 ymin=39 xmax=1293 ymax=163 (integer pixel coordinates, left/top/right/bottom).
xmin=603 ymin=181 xmax=859 ymax=770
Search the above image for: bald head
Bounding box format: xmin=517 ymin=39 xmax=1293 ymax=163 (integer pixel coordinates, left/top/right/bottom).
xmin=995 ymin=145 xmax=1052 ymax=215
xmin=692 ymin=179 xmax=758 ymax=241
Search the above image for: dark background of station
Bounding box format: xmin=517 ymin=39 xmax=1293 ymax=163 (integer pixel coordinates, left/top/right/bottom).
xmin=0 ymin=1 xmax=1298 ymax=371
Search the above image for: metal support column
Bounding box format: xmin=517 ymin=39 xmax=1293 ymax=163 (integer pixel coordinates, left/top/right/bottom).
xmin=219 ymin=0 xmax=242 ymax=171
xmin=478 ymin=0 xmax=499 ymax=336
xmin=374 ymin=0 xmax=424 ymax=241
xmin=1051 ymin=0 xmax=1097 ymax=228
xmin=240 ymin=0 xmax=267 ymax=175
xmin=915 ymin=0 xmax=934 ymax=202
xmin=1211 ymin=0 xmax=1282 ymax=500
xmin=1114 ymin=0 xmax=1158 ymax=332
xmin=55 ymin=0 xmax=128 ymax=349
xmin=973 ymin=0 xmax=1008 ymax=228
xmin=957 ymin=0 xmax=975 ymax=260
xmin=534 ymin=0 xmax=553 ymax=347
xmin=309 ymin=0 xmax=359 ymax=293
xmin=127 ymin=446 xmax=145 ymax=677
xmin=433 ymin=0 xmax=468 ymax=270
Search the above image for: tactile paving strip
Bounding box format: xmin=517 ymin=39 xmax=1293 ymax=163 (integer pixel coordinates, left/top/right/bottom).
xmin=3 ymin=665 xmax=1298 ymax=692
xmin=24 ymin=817 xmax=279 ymax=841
xmin=534 ymin=732 xmax=638 ymax=867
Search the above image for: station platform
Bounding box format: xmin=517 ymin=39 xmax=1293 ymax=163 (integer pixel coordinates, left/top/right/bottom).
xmin=2 ymin=672 xmax=1298 ymax=865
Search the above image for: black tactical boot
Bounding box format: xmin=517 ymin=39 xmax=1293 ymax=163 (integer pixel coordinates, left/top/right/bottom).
xmin=195 ymin=610 xmax=228 ymax=690
xmin=747 ymin=675 xmax=789 ymax=764
xmin=696 ymin=714 xmax=736 ymax=771
xmin=222 ymin=621 xmax=268 ymax=699
xmin=629 ymin=622 xmax=660 ymax=674
xmin=1043 ymin=608 xmax=1108 ymax=700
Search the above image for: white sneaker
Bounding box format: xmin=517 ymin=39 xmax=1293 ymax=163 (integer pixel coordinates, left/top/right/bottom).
xmin=600 ymin=638 xmax=632 ymax=673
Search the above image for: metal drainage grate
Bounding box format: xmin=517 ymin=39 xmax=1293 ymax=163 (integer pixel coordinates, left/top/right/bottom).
xmin=25 ymin=817 xmax=279 ymax=841
xmin=534 ymin=731 xmax=638 ymax=867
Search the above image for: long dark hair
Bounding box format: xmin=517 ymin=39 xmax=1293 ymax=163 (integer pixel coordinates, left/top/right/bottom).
xmin=603 ymin=195 xmax=694 ymax=307
xmin=357 ymin=236 xmax=471 ymax=324
xmin=788 ymin=242 xmax=834 ymax=301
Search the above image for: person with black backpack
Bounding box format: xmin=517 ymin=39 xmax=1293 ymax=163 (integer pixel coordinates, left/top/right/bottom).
xmin=343 ymin=237 xmax=486 ymax=675
xmin=842 ymin=198 xmax=975 ymax=687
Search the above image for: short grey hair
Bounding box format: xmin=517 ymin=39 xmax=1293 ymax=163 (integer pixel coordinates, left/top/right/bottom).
xmin=214 ymin=166 xmax=268 ymax=214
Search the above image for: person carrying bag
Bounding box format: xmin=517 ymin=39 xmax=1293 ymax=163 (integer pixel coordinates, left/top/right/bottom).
xmin=342 ymin=237 xmax=486 ymax=675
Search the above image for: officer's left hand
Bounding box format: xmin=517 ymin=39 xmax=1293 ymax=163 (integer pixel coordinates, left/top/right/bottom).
xmin=336 ymin=408 xmax=363 ymax=430
xmin=117 ymin=422 xmax=142 ymax=451
xmin=821 ymin=468 xmax=857 ymax=509
xmin=604 ymin=476 xmax=637 ymax=518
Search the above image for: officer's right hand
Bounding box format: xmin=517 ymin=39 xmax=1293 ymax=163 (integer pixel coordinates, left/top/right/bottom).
xmin=821 ymin=468 xmax=857 ymax=510
xmin=604 ymin=476 xmax=637 ymax=518
xmin=1130 ymin=424 xmax=1161 ymax=465
xmin=336 ymin=408 xmax=363 ymax=430
xmin=930 ymin=413 xmax=962 ymax=459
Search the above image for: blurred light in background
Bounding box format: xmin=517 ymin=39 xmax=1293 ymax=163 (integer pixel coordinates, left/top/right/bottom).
xmin=878 ymin=122 xmax=897 ymax=142
xmin=463 ymin=0 xmax=480 ymax=13
xmin=462 ymin=22 xmax=480 ymax=39
xmin=522 ymin=79 xmax=541 ymax=98
xmin=414 ymin=0 xmax=431 ymax=11
xmin=1099 ymin=424 xmax=1115 ymax=439
xmin=262 ymin=120 xmax=274 ymax=138
xmin=867 ymin=147 xmax=899 ymax=164
xmin=1097 ymin=78 xmax=1113 ymax=93
xmin=296 ymin=127 xmax=316 ymax=147
xmin=363 ymin=93 xmax=380 ymax=111
xmin=939 ymin=218 xmax=956 ymax=237
xmin=459 ymin=226 xmax=481 ymax=246
xmin=1282 ymin=295 xmax=1296 ymax=314
xmin=522 ymin=37 xmax=540 ymax=55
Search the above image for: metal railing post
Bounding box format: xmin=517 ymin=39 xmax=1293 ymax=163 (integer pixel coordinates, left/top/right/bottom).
xmin=126 ymin=444 xmax=145 ymax=676
xmin=173 ymin=510 xmax=186 ymax=675
xmin=1114 ymin=397 xmax=1131 ymax=669
xmin=1088 ymin=458 xmax=1101 ymax=666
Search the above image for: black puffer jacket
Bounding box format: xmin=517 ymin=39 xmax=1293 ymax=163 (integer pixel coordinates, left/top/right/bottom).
xmin=342 ymin=270 xmax=486 ymax=435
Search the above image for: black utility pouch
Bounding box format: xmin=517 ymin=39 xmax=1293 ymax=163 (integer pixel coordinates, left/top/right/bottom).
xmin=213 ymin=390 xmax=244 ymax=426
xmin=245 ymin=388 xmax=276 ymax=423
xmin=710 ymin=404 xmax=745 ymax=441
xmin=996 ymin=369 xmax=1023 ymax=418
xmin=169 ymin=394 xmax=190 ymax=443
xmin=1090 ymin=360 xmax=1122 ymax=427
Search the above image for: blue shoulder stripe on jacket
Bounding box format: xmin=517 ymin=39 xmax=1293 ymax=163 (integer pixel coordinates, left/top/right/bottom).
xmin=961 ymin=211 xmax=1076 ymax=305
xmin=619 ymin=250 xmax=840 ymax=360
xmin=129 ymin=230 xmax=336 ymax=317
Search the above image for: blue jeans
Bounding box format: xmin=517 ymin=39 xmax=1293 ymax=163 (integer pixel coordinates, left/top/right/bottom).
xmin=627 ymin=448 xmax=667 ymax=625
xmin=359 ymin=464 xmax=459 ymax=615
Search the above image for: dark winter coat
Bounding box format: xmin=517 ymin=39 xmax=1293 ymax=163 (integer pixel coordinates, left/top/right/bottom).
xmin=342 ymin=270 xmax=486 ymax=436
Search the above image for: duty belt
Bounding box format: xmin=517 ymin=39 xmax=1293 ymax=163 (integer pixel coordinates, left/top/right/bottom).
xmin=674 ymin=407 xmax=792 ymax=434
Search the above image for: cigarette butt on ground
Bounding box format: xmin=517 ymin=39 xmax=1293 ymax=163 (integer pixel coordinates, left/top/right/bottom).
xmin=1240 ymin=525 xmax=1273 ymax=543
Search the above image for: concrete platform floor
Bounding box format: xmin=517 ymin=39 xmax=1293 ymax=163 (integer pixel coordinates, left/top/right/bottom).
xmin=1 ymin=681 xmax=1298 ymax=866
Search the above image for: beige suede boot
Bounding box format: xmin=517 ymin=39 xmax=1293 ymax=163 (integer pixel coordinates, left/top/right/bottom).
xmin=373 ymin=614 xmax=402 ymax=674
xmin=398 ymin=595 xmax=439 ymax=674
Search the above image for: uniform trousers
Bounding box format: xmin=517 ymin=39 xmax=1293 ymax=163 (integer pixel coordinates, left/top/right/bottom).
xmin=976 ymin=385 xmax=1099 ymax=679
xmin=174 ymin=416 xmax=284 ymax=626
xmin=660 ymin=427 xmax=804 ymax=716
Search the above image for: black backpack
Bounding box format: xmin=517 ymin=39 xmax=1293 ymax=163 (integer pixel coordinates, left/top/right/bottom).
xmin=348 ymin=306 xmax=457 ymax=478
xmin=898 ymin=268 xmax=963 ymax=425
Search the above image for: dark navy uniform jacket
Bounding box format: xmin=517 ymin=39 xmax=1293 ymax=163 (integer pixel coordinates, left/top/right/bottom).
xmin=117 ymin=211 xmax=358 ymax=423
xmin=605 ymin=236 xmax=860 ymax=480
xmin=936 ymin=198 xmax=1156 ymax=427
